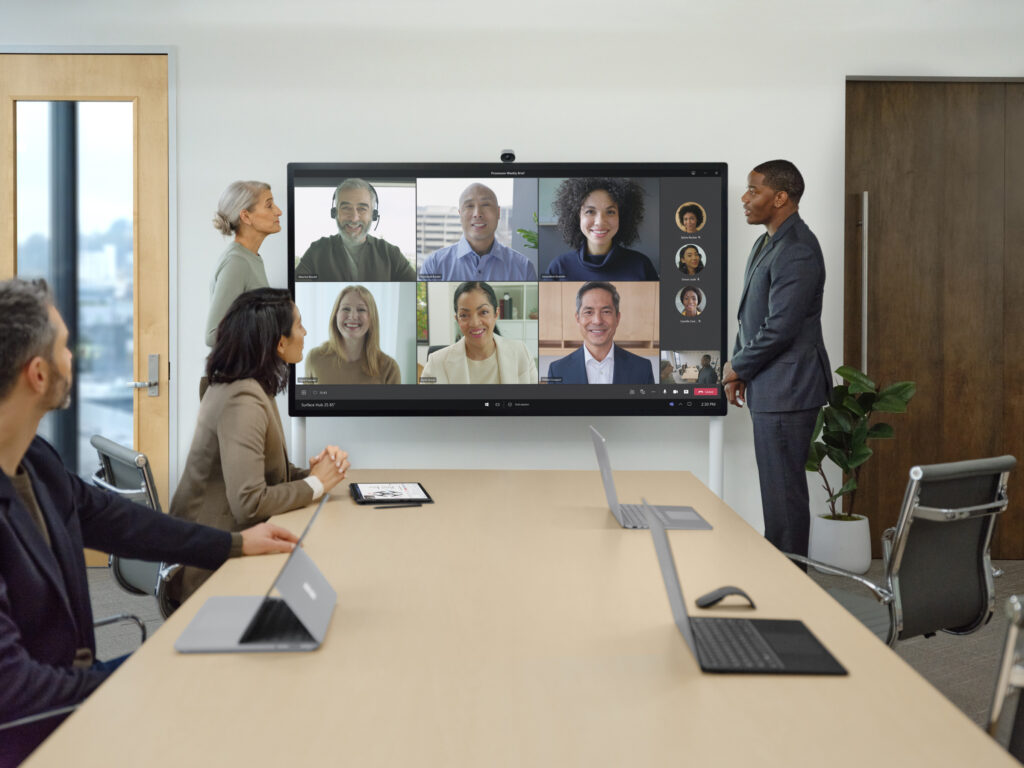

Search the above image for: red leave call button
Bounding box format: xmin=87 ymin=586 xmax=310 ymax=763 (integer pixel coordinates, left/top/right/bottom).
xmin=694 ymin=388 xmax=719 ymax=396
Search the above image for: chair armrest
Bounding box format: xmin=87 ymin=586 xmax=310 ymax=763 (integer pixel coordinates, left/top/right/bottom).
xmin=0 ymin=704 xmax=78 ymax=732
xmin=784 ymin=553 xmax=893 ymax=603
xmin=0 ymin=614 xmax=145 ymax=733
xmin=94 ymin=612 xmax=147 ymax=643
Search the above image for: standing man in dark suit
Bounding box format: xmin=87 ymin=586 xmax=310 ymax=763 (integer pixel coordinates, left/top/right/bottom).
xmin=722 ymin=160 xmax=832 ymax=558
xmin=546 ymin=281 xmax=655 ymax=385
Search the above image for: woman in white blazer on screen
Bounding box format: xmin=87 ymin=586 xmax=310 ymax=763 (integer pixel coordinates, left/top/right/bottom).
xmin=420 ymin=281 xmax=537 ymax=385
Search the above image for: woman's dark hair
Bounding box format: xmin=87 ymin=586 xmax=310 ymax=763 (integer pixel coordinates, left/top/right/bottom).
xmin=679 ymin=245 xmax=704 ymax=274
xmin=682 ymin=285 xmax=701 ymax=301
xmin=453 ymin=281 xmax=501 ymax=336
xmin=552 ymin=177 xmax=646 ymax=251
xmin=677 ymin=203 xmax=704 ymax=229
xmin=207 ymin=288 xmax=295 ymax=395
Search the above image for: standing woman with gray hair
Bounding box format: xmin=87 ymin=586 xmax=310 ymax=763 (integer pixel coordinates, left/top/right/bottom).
xmin=205 ymin=181 xmax=281 ymax=347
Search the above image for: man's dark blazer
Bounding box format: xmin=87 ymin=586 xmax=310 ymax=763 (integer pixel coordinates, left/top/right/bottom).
xmin=730 ymin=212 xmax=831 ymax=412
xmin=547 ymin=344 xmax=655 ymax=384
xmin=0 ymin=437 xmax=232 ymax=764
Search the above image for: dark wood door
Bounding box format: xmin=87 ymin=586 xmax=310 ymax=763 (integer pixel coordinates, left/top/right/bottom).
xmin=845 ymin=81 xmax=1023 ymax=558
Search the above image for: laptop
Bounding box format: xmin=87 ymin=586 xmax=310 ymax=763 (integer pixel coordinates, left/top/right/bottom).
xmin=642 ymin=502 xmax=846 ymax=675
xmin=589 ymin=425 xmax=711 ymax=530
xmin=175 ymin=496 xmax=337 ymax=653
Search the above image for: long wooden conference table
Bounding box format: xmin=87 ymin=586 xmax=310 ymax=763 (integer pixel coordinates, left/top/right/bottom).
xmin=27 ymin=469 xmax=1016 ymax=766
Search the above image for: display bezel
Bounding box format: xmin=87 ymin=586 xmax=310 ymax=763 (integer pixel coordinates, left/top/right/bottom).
xmin=288 ymin=161 xmax=728 ymax=417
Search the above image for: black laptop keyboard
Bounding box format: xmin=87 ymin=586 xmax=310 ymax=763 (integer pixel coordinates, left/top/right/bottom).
xmin=690 ymin=618 xmax=785 ymax=671
xmin=239 ymin=598 xmax=314 ymax=644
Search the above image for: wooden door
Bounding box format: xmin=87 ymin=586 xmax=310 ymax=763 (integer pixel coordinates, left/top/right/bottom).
xmin=0 ymin=54 xmax=170 ymax=561
xmin=845 ymin=81 xmax=1023 ymax=557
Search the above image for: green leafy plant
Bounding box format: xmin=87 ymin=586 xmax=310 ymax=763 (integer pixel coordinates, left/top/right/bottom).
xmin=805 ymin=365 xmax=916 ymax=520
xmin=516 ymin=212 xmax=539 ymax=250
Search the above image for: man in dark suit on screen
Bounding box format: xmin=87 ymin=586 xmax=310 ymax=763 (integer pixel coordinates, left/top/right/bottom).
xmin=722 ymin=160 xmax=832 ymax=559
xmin=546 ymin=281 xmax=655 ymax=385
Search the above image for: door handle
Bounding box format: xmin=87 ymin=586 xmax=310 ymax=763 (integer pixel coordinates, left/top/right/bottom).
xmin=126 ymin=353 xmax=160 ymax=397
xmin=860 ymin=191 xmax=869 ymax=374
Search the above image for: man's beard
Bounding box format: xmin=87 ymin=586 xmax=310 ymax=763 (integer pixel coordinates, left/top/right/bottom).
xmin=338 ymin=224 xmax=368 ymax=248
xmin=45 ymin=363 xmax=72 ymax=410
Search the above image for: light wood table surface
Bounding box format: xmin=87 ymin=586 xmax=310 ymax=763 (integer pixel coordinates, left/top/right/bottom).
xmin=27 ymin=469 xmax=1016 ymax=766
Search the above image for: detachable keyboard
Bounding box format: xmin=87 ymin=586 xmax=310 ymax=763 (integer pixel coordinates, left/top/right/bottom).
xmin=239 ymin=598 xmax=314 ymax=644
xmin=619 ymin=503 xmax=649 ymax=528
xmin=690 ymin=617 xmax=785 ymax=671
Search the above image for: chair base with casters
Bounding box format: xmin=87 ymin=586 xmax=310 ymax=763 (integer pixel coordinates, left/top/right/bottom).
xmin=786 ymin=455 xmax=1016 ymax=647
xmin=89 ymin=434 xmax=182 ymax=620
xmin=0 ymin=613 xmax=145 ymax=733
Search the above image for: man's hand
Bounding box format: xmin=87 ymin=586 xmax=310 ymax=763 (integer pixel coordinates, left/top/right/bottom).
xmin=722 ymin=361 xmax=746 ymax=408
xmin=240 ymin=522 xmax=299 ymax=556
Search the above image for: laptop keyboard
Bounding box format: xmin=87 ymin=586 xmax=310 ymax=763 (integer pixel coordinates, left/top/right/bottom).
xmin=619 ymin=504 xmax=649 ymax=528
xmin=690 ymin=618 xmax=785 ymax=671
xmin=239 ymin=598 xmax=314 ymax=644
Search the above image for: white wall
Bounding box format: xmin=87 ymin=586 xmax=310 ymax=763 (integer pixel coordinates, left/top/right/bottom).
xmin=5 ymin=0 xmax=1023 ymax=530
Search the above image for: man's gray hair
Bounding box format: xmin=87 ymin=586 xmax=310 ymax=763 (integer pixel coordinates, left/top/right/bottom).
xmin=575 ymin=281 xmax=621 ymax=314
xmin=0 ymin=278 xmax=55 ymax=399
xmin=212 ymin=180 xmax=270 ymax=235
xmin=335 ymin=178 xmax=378 ymax=210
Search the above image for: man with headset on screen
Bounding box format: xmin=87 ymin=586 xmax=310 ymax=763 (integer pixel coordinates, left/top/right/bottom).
xmin=722 ymin=159 xmax=831 ymax=563
xmin=545 ymin=281 xmax=655 ymax=385
xmin=295 ymin=178 xmax=416 ymax=281
xmin=418 ymin=183 xmax=537 ymax=281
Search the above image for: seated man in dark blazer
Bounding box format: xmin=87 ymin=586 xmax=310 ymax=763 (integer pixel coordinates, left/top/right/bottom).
xmin=546 ymin=281 xmax=655 ymax=385
xmin=0 ymin=278 xmax=300 ymax=765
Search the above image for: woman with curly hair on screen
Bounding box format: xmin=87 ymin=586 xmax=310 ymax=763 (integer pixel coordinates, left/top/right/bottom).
xmin=544 ymin=177 xmax=658 ymax=281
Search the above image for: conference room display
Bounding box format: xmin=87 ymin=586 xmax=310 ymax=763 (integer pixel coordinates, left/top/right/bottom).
xmin=288 ymin=161 xmax=728 ymax=416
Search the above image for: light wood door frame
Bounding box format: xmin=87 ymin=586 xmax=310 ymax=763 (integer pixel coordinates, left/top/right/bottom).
xmin=0 ymin=53 xmax=171 ymax=513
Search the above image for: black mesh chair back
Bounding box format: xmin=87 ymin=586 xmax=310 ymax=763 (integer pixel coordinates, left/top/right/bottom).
xmin=90 ymin=434 xmax=181 ymax=617
xmin=886 ymin=456 xmax=1015 ymax=643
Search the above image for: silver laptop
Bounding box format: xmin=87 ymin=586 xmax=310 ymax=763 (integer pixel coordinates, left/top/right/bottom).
xmin=589 ymin=425 xmax=711 ymax=530
xmin=642 ymin=501 xmax=845 ymax=675
xmin=175 ymin=496 xmax=336 ymax=653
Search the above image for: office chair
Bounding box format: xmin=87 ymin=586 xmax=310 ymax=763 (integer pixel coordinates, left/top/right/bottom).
xmin=787 ymin=455 xmax=1016 ymax=646
xmin=90 ymin=434 xmax=183 ymax=619
xmin=0 ymin=614 xmax=145 ymax=733
xmin=989 ymin=595 xmax=1024 ymax=763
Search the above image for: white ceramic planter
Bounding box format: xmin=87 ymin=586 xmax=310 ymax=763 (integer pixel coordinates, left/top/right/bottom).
xmin=808 ymin=513 xmax=871 ymax=574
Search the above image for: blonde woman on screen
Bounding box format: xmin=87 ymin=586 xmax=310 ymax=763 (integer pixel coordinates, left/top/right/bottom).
xmin=304 ymin=285 xmax=401 ymax=385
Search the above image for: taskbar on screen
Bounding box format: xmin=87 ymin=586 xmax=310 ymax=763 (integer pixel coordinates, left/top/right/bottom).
xmin=291 ymin=385 xmax=725 ymax=417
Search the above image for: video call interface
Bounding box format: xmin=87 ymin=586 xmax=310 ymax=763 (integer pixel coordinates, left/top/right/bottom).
xmin=287 ymin=162 xmax=727 ymax=416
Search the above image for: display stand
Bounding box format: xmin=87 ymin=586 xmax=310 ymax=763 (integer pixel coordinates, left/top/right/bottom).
xmin=291 ymin=415 xmax=306 ymax=468
xmin=291 ymin=415 xmax=725 ymax=499
xmin=708 ymin=416 xmax=724 ymax=499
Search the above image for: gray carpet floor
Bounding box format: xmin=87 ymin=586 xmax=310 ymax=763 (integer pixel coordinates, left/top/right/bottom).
xmin=88 ymin=559 xmax=1024 ymax=729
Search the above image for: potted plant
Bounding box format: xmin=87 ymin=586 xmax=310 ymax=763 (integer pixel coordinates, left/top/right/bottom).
xmin=804 ymin=365 xmax=916 ymax=573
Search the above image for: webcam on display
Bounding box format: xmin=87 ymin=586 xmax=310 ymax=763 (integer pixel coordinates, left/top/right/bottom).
xmin=500 ymin=149 xmax=516 ymax=163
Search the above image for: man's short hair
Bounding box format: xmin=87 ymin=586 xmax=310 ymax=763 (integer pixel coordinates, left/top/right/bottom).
xmin=0 ymin=278 xmax=55 ymax=399
xmin=701 ymin=354 xmax=711 ymax=364
xmin=335 ymin=178 xmax=378 ymax=210
xmin=752 ymin=159 xmax=805 ymax=203
xmin=576 ymin=281 xmax=620 ymax=314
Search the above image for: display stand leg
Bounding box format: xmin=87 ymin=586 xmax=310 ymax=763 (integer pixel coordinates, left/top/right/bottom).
xmin=708 ymin=416 xmax=724 ymax=499
xmin=292 ymin=415 xmax=306 ymax=468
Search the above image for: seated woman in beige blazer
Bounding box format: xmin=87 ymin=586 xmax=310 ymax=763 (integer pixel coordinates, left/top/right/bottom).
xmin=171 ymin=288 xmax=350 ymax=600
xmin=304 ymin=284 xmax=401 ymax=385
xmin=420 ymin=281 xmax=537 ymax=385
